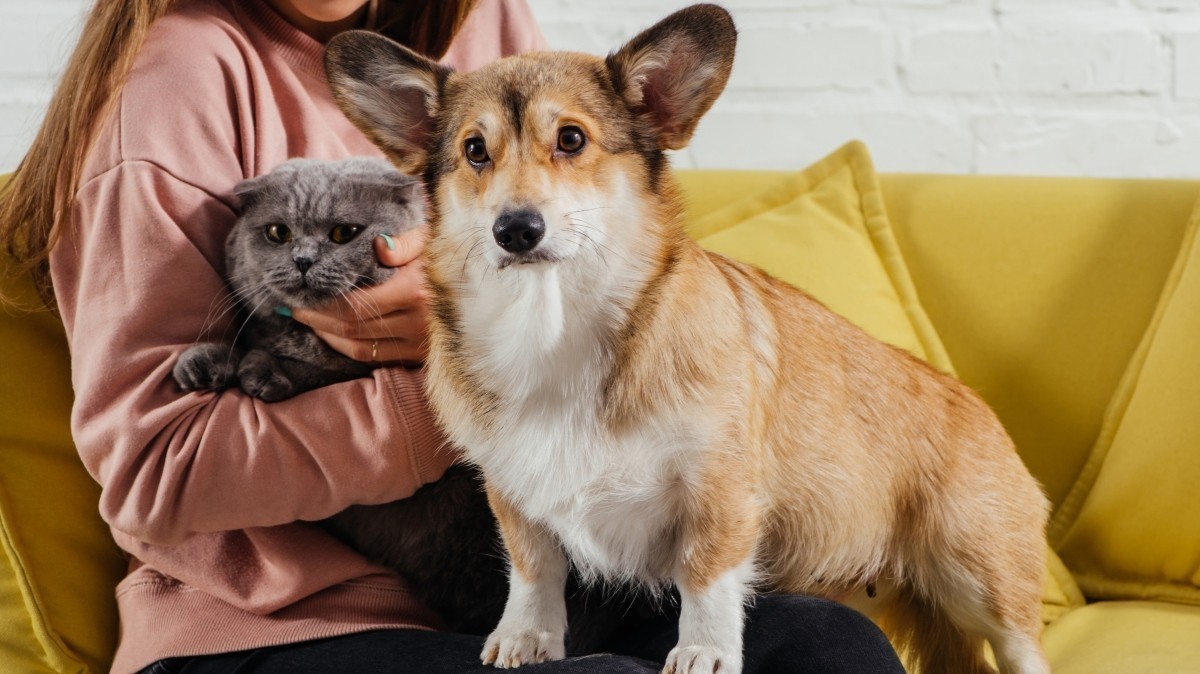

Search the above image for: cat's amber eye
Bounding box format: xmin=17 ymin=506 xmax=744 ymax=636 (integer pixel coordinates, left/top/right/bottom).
xmin=465 ymin=137 xmax=489 ymax=165
xmin=329 ymin=224 xmax=364 ymax=244
xmin=264 ymin=223 xmax=292 ymax=244
xmin=557 ymin=126 xmax=586 ymax=154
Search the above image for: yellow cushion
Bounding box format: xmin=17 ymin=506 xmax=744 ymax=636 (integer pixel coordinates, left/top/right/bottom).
xmin=879 ymin=174 xmax=1199 ymax=512
xmin=1041 ymin=549 xmax=1087 ymax=624
xmin=1041 ymin=601 xmax=1200 ymax=673
xmin=0 ymin=177 xmax=124 ymax=673
xmin=681 ymin=141 xmax=950 ymax=368
xmin=674 ymin=142 xmax=1082 ymax=623
xmin=1052 ymin=197 xmax=1200 ymax=604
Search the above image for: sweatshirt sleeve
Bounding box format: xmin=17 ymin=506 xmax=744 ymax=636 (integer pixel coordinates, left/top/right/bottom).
xmin=441 ymin=0 xmax=550 ymax=72
xmin=52 ymin=159 xmax=456 ymax=547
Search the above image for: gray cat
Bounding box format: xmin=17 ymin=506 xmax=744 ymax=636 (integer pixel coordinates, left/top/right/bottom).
xmin=173 ymin=157 xmax=508 ymax=634
xmin=174 ymin=157 xmax=417 ymax=401
xmin=172 ymin=157 xmax=647 ymax=644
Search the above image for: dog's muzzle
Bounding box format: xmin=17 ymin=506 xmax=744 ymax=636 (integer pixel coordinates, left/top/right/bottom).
xmin=493 ymin=209 xmax=545 ymax=254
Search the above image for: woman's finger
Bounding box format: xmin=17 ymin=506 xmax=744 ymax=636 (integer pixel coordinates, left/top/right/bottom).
xmin=291 ymin=262 xmax=427 ymax=331
xmin=377 ymin=226 xmax=427 ymax=267
xmin=312 ymin=329 xmax=429 ymax=364
xmin=297 ymin=305 xmax=428 ymax=342
xmin=349 ymin=259 xmax=428 ymax=313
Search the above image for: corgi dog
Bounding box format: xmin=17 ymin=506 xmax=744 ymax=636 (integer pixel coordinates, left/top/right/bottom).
xmin=324 ymin=5 xmax=1051 ymax=674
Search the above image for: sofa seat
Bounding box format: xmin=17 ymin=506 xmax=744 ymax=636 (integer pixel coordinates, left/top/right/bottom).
xmin=1042 ymin=601 xmax=1200 ymax=673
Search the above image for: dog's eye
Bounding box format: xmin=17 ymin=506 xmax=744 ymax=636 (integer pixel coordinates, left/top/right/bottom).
xmin=557 ymin=126 xmax=586 ymax=154
xmin=264 ymin=223 xmax=292 ymax=244
xmin=465 ymin=137 xmax=490 ymax=165
xmin=329 ymin=224 xmax=364 ymax=244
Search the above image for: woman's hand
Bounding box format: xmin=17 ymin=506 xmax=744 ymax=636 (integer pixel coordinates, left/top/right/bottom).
xmin=292 ymin=227 xmax=430 ymax=365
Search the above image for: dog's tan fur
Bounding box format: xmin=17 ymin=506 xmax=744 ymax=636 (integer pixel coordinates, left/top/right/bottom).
xmin=326 ymin=5 xmax=1050 ymax=673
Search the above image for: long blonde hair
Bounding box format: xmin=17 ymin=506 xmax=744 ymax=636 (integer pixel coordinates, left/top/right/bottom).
xmin=0 ymin=0 xmax=478 ymax=308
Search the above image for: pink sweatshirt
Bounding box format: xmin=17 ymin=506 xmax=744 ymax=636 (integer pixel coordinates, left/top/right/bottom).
xmin=47 ymin=1 xmax=546 ymax=672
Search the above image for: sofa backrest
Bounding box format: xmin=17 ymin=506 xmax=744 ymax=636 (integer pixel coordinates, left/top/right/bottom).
xmin=676 ymin=170 xmax=1199 ymax=511
xmin=881 ymin=174 xmax=1198 ymax=510
xmin=0 ymin=171 xmax=125 ymax=673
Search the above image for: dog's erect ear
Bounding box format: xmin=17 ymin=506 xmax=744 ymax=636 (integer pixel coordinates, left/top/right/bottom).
xmin=324 ymin=30 xmax=452 ymax=174
xmin=606 ymin=4 xmax=736 ymax=151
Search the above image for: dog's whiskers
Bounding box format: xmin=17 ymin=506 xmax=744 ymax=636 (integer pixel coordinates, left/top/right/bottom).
xmin=565 ymin=218 xmax=618 ymax=266
xmin=449 ymin=223 xmax=488 ymax=257
xmin=562 ymin=206 xmax=612 ymax=217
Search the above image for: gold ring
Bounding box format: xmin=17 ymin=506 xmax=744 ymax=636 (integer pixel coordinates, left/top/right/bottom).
xmin=371 ymin=339 xmax=378 ymax=361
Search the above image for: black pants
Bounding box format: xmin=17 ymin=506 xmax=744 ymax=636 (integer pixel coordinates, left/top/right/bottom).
xmin=140 ymin=594 xmax=904 ymax=673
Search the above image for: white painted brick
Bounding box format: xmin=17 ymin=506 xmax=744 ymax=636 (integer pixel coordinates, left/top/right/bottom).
xmin=4 ymin=0 xmax=1200 ymax=178
xmin=1133 ymin=0 xmax=1200 ymax=10
xmin=996 ymin=30 xmax=1166 ymax=95
xmin=731 ymin=24 xmax=890 ymax=90
xmin=855 ymin=0 xmax=955 ymax=7
xmin=721 ymin=0 xmax=837 ymax=7
xmin=533 ymin=20 xmax=628 ymax=54
xmin=0 ymin=100 xmax=50 ymax=173
xmin=975 ymin=114 xmax=1200 ymax=178
xmin=904 ymin=30 xmax=999 ymax=93
xmin=0 ymin=5 xmax=85 ymax=78
xmin=999 ymin=0 xmax=1121 ymax=8
xmin=1176 ymin=33 xmax=1200 ymax=99
xmin=688 ymin=106 xmax=973 ymax=172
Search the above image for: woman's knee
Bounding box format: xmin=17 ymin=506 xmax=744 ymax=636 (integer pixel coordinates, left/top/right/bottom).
xmin=743 ymin=594 xmax=905 ymax=673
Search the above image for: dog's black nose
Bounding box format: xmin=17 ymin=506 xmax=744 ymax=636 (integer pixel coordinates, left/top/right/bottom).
xmin=294 ymin=257 xmax=314 ymax=274
xmin=493 ymin=209 xmax=545 ymax=253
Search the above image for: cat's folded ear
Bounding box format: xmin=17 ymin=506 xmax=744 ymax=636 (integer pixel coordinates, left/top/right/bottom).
xmin=341 ymin=157 xmax=426 ymax=205
xmin=374 ymin=172 xmax=425 ymax=206
xmin=325 ymin=30 xmax=452 ymax=175
xmin=231 ymin=174 xmax=273 ymax=213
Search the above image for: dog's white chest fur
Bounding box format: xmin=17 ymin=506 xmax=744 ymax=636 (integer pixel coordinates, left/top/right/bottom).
xmin=454 ymin=265 xmax=695 ymax=582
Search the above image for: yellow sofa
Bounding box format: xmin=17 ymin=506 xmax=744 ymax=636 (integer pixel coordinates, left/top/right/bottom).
xmin=2 ymin=162 xmax=1199 ymax=673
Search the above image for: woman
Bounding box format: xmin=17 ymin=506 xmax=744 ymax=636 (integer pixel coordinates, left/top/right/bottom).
xmin=0 ymin=1 xmax=906 ymax=672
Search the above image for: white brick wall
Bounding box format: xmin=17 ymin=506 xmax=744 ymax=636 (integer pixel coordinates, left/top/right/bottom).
xmin=3 ymin=0 xmax=1200 ymax=177
xmin=530 ymin=0 xmax=1200 ymax=177
xmin=0 ymin=1 xmax=87 ymax=173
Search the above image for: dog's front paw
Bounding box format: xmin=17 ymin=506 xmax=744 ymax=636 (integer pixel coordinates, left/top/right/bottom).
xmin=174 ymin=343 xmax=238 ymax=392
xmin=237 ymin=350 xmax=295 ymax=402
xmin=481 ymin=627 xmax=565 ymax=669
xmin=664 ymin=645 xmax=742 ymax=674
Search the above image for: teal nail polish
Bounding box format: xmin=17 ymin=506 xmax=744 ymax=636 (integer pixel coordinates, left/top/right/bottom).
xmin=274 ymin=305 xmax=292 ymax=318
xmin=380 ymin=232 xmax=395 ymax=251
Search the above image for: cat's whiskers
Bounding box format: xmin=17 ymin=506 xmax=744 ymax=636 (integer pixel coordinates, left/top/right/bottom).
xmin=193 ymin=290 xmax=244 ymax=346
xmin=195 ymin=290 xmax=234 ymax=344
xmin=219 ymin=292 xmax=271 ymax=364
xmin=195 ymin=277 xmax=273 ymax=356
xmin=342 ymin=287 xmax=404 ymax=351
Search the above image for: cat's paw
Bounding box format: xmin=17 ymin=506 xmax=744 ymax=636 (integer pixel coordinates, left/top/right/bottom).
xmin=481 ymin=627 xmax=565 ymax=669
xmin=238 ymin=350 xmax=295 ymax=402
xmin=663 ymin=644 xmax=742 ymax=674
xmin=174 ymin=343 xmax=238 ymax=392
